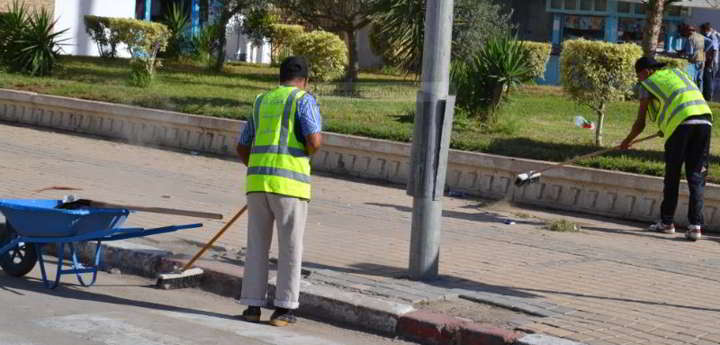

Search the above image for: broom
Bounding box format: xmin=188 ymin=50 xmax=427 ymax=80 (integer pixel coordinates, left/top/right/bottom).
xmin=156 ymin=205 xmax=248 ymax=289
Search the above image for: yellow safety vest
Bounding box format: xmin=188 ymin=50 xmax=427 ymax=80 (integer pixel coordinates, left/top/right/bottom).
xmin=641 ymin=68 xmax=712 ymax=140
xmin=246 ymin=86 xmax=311 ymax=200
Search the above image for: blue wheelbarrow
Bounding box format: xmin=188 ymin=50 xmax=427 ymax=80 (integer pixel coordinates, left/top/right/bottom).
xmin=0 ymin=199 xmax=211 ymax=289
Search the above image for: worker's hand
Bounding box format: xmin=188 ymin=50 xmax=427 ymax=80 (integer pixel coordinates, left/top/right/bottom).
xmin=620 ymin=138 xmax=633 ymax=150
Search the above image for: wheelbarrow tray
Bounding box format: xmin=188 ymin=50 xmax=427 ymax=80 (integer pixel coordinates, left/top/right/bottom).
xmin=0 ymin=199 xmax=203 ymax=289
xmin=0 ymin=199 xmax=129 ymax=238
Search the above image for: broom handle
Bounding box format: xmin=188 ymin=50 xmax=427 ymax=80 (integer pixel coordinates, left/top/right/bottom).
xmin=535 ymin=133 xmax=660 ymax=174
xmin=181 ymin=205 xmax=248 ymax=271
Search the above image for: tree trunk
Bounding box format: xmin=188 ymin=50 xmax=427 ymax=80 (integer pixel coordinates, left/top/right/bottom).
xmin=213 ymin=22 xmax=228 ymax=72
xmin=595 ymin=103 xmax=606 ymax=146
xmin=346 ymin=29 xmax=359 ymax=83
xmin=212 ymin=6 xmax=233 ymax=73
xmin=642 ymin=0 xmax=665 ymax=56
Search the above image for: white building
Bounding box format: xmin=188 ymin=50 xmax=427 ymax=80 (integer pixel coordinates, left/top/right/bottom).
xmin=53 ymin=0 xmax=136 ymax=57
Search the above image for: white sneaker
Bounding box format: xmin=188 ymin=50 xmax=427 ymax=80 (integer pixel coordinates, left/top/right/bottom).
xmin=685 ymin=225 xmax=702 ymax=241
xmin=648 ymin=222 xmax=675 ymax=234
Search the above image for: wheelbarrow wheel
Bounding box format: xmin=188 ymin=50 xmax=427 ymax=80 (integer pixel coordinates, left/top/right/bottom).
xmin=0 ymin=222 xmax=38 ymax=277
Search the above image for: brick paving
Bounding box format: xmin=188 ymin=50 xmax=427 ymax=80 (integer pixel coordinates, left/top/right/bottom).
xmin=2 ymin=122 xmax=720 ymax=344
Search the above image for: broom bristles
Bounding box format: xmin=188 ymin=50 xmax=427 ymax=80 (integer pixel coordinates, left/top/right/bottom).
xmin=156 ymin=267 xmax=204 ymax=290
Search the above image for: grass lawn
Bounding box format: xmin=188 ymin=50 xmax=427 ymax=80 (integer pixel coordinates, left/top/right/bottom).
xmin=2 ymin=56 xmax=720 ymax=183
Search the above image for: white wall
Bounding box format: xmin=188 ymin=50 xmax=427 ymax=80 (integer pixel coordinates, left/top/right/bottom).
xmin=224 ymin=14 xmax=271 ymax=64
xmin=53 ymin=0 xmax=136 ymax=57
xmin=356 ymin=24 xmax=384 ymax=69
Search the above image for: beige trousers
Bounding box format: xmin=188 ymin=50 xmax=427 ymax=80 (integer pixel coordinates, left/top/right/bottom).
xmin=239 ymin=192 xmax=307 ymax=309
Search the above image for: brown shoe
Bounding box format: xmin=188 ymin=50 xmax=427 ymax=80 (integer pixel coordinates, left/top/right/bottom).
xmin=269 ymin=308 xmax=297 ymax=327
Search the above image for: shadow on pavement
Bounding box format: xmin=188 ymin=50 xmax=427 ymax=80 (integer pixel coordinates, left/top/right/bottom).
xmin=580 ymin=225 xmax=688 ymax=241
xmin=365 ymin=202 xmax=545 ymax=226
xmin=303 ymin=261 xmax=540 ymax=299
xmin=0 ymin=273 xmax=238 ymax=321
xmin=519 ymin=286 xmax=720 ymax=313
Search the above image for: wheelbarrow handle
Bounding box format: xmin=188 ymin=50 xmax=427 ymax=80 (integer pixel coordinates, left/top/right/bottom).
xmin=62 ymin=199 xmax=224 ymax=220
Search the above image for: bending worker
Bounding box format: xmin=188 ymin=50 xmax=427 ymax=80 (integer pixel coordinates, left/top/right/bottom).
xmin=621 ymin=56 xmax=712 ymax=241
xmin=236 ymin=56 xmax=323 ymax=326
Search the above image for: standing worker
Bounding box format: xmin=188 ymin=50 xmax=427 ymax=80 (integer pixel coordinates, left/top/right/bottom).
xmin=621 ymin=56 xmax=712 ymax=241
xmin=236 ymin=56 xmax=323 ymax=326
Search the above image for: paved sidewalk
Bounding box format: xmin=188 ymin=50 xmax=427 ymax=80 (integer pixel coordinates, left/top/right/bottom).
xmin=2 ymin=122 xmax=720 ymax=345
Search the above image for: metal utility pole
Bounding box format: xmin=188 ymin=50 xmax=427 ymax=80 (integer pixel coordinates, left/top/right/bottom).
xmin=407 ymin=0 xmax=455 ymax=280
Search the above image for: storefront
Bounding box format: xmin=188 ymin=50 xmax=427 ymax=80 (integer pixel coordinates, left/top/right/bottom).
xmin=547 ymin=0 xmax=690 ymax=49
xmin=539 ymin=0 xmax=693 ymax=84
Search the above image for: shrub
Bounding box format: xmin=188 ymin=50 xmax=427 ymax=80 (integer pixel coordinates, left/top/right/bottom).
xmin=84 ymin=15 xmax=120 ymax=58
xmin=84 ymin=16 xmax=169 ymax=87
xmin=162 ymin=2 xmax=192 ymax=60
xmin=560 ymin=39 xmax=642 ymax=146
xmin=128 ymin=59 xmax=152 ymax=87
xmin=451 ymin=35 xmax=533 ymax=123
xmin=269 ymin=24 xmax=304 ymax=64
xmin=192 ymin=24 xmax=220 ymax=68
xmin=114 ymin=18 xmax=169 ymax=86
xmin=290 ymin=30 xmax=348 ymax=81
xmin=0 ymin=1 xmax=29 ymax=67
xmin=2 ymin=3 xmax=67 ymax=76
xmin=521 ymin=41 xmax=551 ymax=80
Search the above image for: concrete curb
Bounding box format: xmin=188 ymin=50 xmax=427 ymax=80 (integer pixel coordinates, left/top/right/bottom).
xmin=65 ymin=240 xmax=586 ymax=345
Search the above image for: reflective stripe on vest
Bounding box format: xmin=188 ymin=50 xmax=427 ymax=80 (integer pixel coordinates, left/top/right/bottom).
xmin=640 ymin=68 xmax=712 ymax=140
xmin=246 ymin=86 xmax=311 ymax=199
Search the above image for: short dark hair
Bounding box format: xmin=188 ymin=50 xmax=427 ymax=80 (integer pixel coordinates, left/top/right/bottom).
xmin=280 ymin=56 xmax=309 ymax=82
xmin=635 ymin=56 xmax=667 ymax=73
xmin=701 ymin=22 xmax=712 ymax=31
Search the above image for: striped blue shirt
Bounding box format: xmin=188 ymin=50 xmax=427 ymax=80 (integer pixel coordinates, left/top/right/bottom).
xmin=237 ymin=91 xmax=323 ymax=146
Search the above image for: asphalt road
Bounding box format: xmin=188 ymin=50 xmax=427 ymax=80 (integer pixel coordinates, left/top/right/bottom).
xmin=0 ymin=261 xmax=414 ymax=345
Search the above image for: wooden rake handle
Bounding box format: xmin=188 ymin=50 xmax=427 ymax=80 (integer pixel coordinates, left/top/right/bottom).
xmin=535 ymin=133 xmax=660 ymax=174
xmin=181 ymin=205 xmax=248 ymax=271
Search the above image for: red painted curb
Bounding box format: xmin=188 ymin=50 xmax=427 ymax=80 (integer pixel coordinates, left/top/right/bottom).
xmin=459 ymin=322 xmax=522 ymax=345
xmin=397 ymin=310 xmax=524 ymax=345
xmin=397 ymin=311 xmax=467 ymax=345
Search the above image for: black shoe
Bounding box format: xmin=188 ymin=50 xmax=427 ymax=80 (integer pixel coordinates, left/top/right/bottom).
xmin=269 ymin=308 xmax=297 ymax=327
xmin=240 ymin=306 xmax=261 ymax=323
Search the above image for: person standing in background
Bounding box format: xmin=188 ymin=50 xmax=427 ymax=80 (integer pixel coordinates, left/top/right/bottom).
xmin=701 ymin=23 xmax=720 ymax=101
xmin=679 ymin=25 xmax=711 ymax=96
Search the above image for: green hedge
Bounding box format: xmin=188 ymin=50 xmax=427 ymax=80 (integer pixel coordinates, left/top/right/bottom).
xmin=291 ymin=30 xmax=348 ymax=81
xmin=521 ymin=41 xmax=551 ymax=80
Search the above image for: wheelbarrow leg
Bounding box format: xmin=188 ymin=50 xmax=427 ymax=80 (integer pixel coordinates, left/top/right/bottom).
xmin=36 ymin=243 xmax=63 ymax=289
xmin=70 ymin=241 xmax=99 ymax=287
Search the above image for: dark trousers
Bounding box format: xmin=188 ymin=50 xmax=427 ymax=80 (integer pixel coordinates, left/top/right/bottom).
xmin=661 ymin=123 xmax=711 ymax=226
xmin=704 ymin=67 xmax=715 ymax=101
